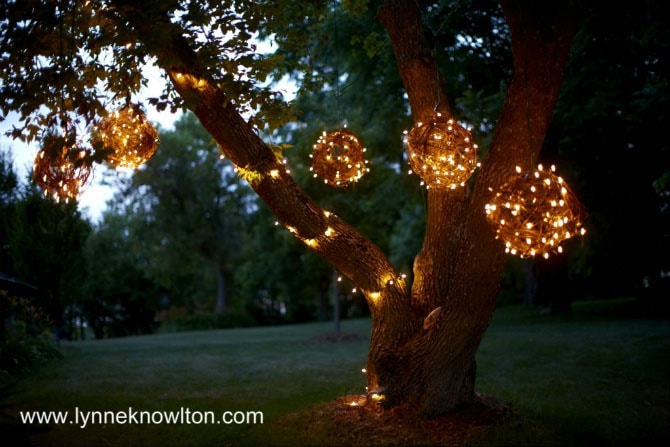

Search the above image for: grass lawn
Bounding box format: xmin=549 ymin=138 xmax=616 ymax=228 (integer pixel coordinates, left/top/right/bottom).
xmin=1 ymin=302 xmax=668 ymax=446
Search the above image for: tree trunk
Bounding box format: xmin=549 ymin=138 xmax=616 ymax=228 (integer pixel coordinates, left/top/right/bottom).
xmin=523 ymin=259 xmax=537 ymax=306
xmin=115 ymin=0 xmax=580 ymax=417
xmin=372 ymin=0 xmax=580 ymax=416
xmin=332 ymin=269 xmax=341 ymax=338
xmin=215 ymin=262 xmax=226 ymax=314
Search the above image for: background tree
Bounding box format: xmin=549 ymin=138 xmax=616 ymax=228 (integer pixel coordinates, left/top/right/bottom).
xmin=551 ymin=1 xmax=670 ymax=302
xmin=237 ymin=205 xmax=331 ymax=324
xmin=119 ymin=113 xmax=251 ymax=314
xmin=0 ymin=150 xmax=19 ymax=275
xmin=7 ymin=184 xmax=91 ymax=339
xmin=3 ymin=0 xmax=659 ymax=417
xmin=82 ymin=211 xmax=160 ymax=338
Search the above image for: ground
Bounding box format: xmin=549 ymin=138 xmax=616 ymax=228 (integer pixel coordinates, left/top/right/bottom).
xmin=2 ymin=303 xmax=667 ymax=446
xmin=287 ymin=330 xmax=512 ymax=446
xmin=277 ymin=393 xmax=511 ymax=447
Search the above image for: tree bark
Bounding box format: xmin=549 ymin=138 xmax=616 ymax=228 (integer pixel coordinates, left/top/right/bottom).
xmin=215 ymin=262 xmax=226 ymax=314
xmin=331 ymin=269 xmax=341 ymax=338
xmin=114 ymin=0 xmax=580 ymax=417
xmin=374 ymin=0 xmax=580 ymax=416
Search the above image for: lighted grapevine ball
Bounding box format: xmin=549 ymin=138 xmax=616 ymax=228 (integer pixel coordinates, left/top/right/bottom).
xmin=93 ymin=105 xmax=159 ymax=169
xmin=33 ymin=133 xmax=93 ymax=202
xmin=484 ymin=164 xmax=586 ymax=258
xmin=405 ymin=112 xmax=479 ymax=190
xmin=309 ymin=129 xmax=370 ymax=187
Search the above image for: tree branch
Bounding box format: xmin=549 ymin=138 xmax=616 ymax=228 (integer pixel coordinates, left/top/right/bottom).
xmin=108 ymin=0 xmax=413 ymax=319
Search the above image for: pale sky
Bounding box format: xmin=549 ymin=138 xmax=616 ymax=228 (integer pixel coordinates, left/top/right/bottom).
xmin=1 ymin=64 xmax=181 ymax=223
xmin=1 ymin=39 xmax=295 ymax=223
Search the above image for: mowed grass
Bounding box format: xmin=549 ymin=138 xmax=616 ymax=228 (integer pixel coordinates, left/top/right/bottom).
xmin=474 ymin=304 xmax=669 ymax=446
xmin=2 ymin=302 xmax=669 ymax=446
xmin=2 ymin=319 xmax=371 ymax=446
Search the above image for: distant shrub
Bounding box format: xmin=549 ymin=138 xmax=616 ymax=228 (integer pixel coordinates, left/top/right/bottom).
xmin=0 ymin=331 xmax=62 ymax=375
xmin=0 ymin=292 xmax=62 ymax=375
xmin=158 ymin=309 xmax=257 ymax=333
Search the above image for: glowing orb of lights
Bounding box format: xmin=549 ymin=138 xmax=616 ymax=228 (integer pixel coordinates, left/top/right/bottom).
xmin=309 ymin=129 xmax=370 ymax=187
xmin=484 ymin=164 xmax=586 ymax=259
xmin=32 ymin=133 xmax=93 ymax=203
xmin=405 ymin=112 xmax=479 ymax=190
xmin=93 ymin=105 xmax=159 ymax=169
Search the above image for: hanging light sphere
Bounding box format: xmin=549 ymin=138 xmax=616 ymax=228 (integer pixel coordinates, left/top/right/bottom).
xmin=309 ymin=129 xmax=370 ymax=187
xmin=406 ymin=112 xmax=479 ymax=190
xmin=33 ymin=134 xmax=93 ymax=203
xmin=484 ymin=164 xmax=586 ymax=259
xmin=93 ymin=105 xmax=159 ymax=169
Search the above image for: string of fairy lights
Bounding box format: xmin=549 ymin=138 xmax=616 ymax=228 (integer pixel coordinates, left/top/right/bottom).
xmin=309 ymin=128 xmax=370 ymax=187
xmin=92 ymin=105 xmax=160 ymax=169
xmin=32 ymin=104 xmax=159 ymax=204
xmin=484 ymin=164 xmax=586 ymax=259
xmin=28 ymin=0 xmax=585 ymax=261
xmin=32 ymin=129 xmax=94 ymax=203
xmin=32 ymin=104 xmax=586 ymax=261
xmin=404 ymin=112 xmax=480 ymax=190
xmin=307 ymin=110 xmax=586 ymax=261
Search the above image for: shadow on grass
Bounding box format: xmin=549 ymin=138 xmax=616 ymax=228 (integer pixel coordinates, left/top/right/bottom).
xmin=0 ymin=380 xmax=52 ymax=447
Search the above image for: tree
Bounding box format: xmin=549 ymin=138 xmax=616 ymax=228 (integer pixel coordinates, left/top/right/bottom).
xmin=550 ymin=1 xmax=670 ymax=301
xmin=0 ymin=149 xmax=19 ymax=274
xmin=0 ymin=0 xmax=582 ymax=416
xmin=122 ymin=113 xmax=250 ymax=313
xmin=82 ymin=212 xmax=160 ymax=338
xmin=7 ymin=185 xmax=91 ymax=339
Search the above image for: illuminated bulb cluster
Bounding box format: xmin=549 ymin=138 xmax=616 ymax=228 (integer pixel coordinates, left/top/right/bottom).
xmin=276 ymin=209 xmax=337 ymax=250
xmin=32 ymin=139 xmax=92 ymax=203
xmin=268 ymin=158 xmax=291 ymax=179
xmin=309 ymin=129 xmax=370 ymax=187
xmin=384 ymin=273 xmax=407 ymax=287
xmin=484 ymin=164 xmax=586 ymax=259
xmin=405 ymin=112 xmax=479 ymax=189
xmin=93 ymin=105 xmax=159 ymax=169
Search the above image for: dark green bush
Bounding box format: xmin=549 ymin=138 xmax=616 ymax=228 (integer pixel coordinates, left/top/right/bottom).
xmin=0 ymin=331 xmax=62 ymax=375
xmin=1 ymin=292 xmax=62 ymax=374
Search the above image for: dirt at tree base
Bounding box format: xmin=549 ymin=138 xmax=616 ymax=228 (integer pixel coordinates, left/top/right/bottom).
xmin=276 ymin=393 xmax=512 ymax=447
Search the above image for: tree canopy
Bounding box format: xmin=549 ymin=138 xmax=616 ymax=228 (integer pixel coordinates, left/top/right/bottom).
xmin=1 ymin=0 xmax=668 ymax=417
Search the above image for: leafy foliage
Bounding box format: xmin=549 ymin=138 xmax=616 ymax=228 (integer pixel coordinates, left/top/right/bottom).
xmin=0 ymin=0 xmax=299 ymax=147
xmin=550 ymin=0 xmax=670 ymax=298
xmin=0 ymin=291 xmax=62 ymax=375
xmin=7 ymin=185 xmax=91 ymax=338
xmin=0 ymin=150 xmax=19 ymax=274
xmin=82 ymin=212 xmax=160 ymax=338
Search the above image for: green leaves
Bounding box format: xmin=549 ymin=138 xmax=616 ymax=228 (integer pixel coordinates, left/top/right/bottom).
xmin=0 ymin=0 xmax=302 ymax=145
xmin=362 ymin=32 xmax=385 ymax=58
xmin=269 ymin=143 xmax=293 ymax=160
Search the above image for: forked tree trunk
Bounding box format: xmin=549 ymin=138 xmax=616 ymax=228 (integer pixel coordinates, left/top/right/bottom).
xmin=115 ymin=0 xmax=579 ymax=418
xmin=371 ymin=0 xmax=580 ymax=416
